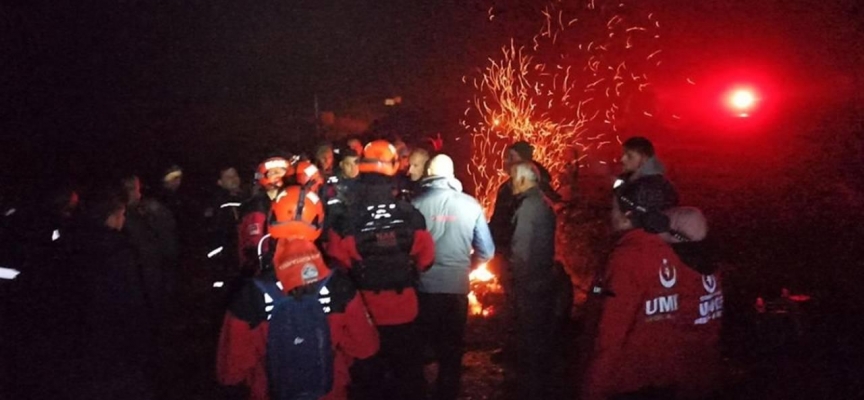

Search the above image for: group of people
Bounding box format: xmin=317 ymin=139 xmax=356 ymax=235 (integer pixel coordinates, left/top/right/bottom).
xmin=1 ymin=133 xmax=723 ymax=400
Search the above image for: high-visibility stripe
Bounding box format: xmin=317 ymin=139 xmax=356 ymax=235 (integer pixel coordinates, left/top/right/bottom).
xmin=3 ymin=208 xmax=16 ymax=217
xmin=52 ymin=229 xmax=60 ymax=242
xmin=0 ymin=267 xmax=21 ymax=280
xmin=257 ymin=234 xmax=272 ymax=258
xmin=207 ymin=247 xmax=224 ymax=258
xmin=220 ymin=202 xmax=242 ymax=209
xmin=212 ymin=281 xmax=224 ymax=288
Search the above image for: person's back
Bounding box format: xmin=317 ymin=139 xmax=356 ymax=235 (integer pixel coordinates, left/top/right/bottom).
xmin=587 ymin=230 xmax=701 ymax=397
xmin=584 ymin=180 xmax=700 ymax=400
xmin=217 ymin=190 xmax=378 ymax=400
xmin=411 ymin=155 xmax=494 ymax=400
xmin=413 ymin=175 xmax=494 ymax=294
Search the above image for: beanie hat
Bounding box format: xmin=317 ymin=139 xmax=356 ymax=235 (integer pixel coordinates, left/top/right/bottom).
xmin=272 ymin=238 xmax=330 ymax=293
xmin=660 ymin=207 xmax=708 ymax=243
xmin=509 ymin=141 xmax=534 ymax=161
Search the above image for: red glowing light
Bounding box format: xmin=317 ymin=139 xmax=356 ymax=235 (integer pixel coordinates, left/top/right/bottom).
xmin=726 ymin=88 xmax=758 ymax=117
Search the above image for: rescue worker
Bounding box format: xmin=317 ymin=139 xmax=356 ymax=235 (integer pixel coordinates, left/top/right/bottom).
xmin=412 ymin=154 xmax=495 ymax=400
xmin=322 ymin=149 xmax=360 ymax=242
xmin=583 ymin=179 xmax=705 ymax=400
xmin=238 ymin=157 xmax=292 ymax=276
xmin=314 ymin=143 xmax=336 ymax=178
xmin=507 ymin=161 xmax=558 ymax=400
xmin=326 ymin=139 xmax=436 ymax=400
xmin=203 ymin=166 xmax=244 ymax=281
xmin=217 ymin=185 xmax=379 ymax=400
xmin=661 ymin=206 xmax=723 ymax=399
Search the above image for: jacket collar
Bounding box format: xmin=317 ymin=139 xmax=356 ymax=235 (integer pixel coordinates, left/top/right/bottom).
xmin=420 ymin=176 xmax=463 ymax=192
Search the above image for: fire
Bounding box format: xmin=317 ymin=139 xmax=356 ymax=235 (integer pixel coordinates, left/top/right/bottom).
xmin=468 ymin=263 xmax=502 ymax=317
xmin=463 ymin=0 xmax=668 ymax=214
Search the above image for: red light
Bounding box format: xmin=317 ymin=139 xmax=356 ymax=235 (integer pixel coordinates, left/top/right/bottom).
xmin=726 ymin=88 xmax=758 ymax=117
xmin=730 ymin=90 xmax=755 ymax=109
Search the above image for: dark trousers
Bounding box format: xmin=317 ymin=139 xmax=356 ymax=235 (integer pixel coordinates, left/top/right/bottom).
xmin=513 ymin=280 xmax=555 ymax=400
xmin=350 ymin=322 xmax=425 ymax=400
xmin=417 ymin=293 xmax=469 ymax=400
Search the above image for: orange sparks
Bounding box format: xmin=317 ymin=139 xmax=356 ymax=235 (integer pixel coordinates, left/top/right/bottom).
xmin=463 ymin=1 xmax=665 ymax=214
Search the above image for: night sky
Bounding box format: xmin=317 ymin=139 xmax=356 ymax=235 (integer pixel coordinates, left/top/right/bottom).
xmin=1 ymin=0 xmax=862 ymax=186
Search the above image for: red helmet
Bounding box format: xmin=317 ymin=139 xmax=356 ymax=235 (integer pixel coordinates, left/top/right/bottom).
xmin=255 ymin=157 xmax=293 ymax=189
xmin=269 ymin=185 xmax=324 ymax=241
xmin=294 ymin=160 xmax=324 ymax=192
xmin=359 ymin=140 xmax=399 ymax=176
xmin=272 ymin=238 xmax=330 ymax=293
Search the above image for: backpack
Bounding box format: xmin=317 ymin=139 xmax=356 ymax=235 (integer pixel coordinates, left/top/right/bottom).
xmin=350 ymin=202 xmax=416 ymax=292
xmin=254 ymin=276 xmax=334 ymax=400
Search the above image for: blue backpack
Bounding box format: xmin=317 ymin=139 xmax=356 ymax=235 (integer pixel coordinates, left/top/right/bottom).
xmin=254 ymin=275 xmax=334 ymax=400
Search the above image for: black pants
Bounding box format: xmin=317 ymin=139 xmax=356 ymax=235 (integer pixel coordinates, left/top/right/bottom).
xmin=513 ymin=280 xmax=555 ymax=400
xmin=417 ymin=293 xmax=469 ymax=400
xmin=350 ymin=321 xmax=425 ymax=400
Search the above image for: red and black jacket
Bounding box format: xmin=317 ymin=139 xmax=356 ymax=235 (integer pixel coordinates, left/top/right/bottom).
xmin=325 ymin=175 xmax=435 ymax=326
xmin=216 ymin=269 xmax=379 ymax=400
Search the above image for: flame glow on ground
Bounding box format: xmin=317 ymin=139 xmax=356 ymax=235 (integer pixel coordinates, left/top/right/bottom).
xmin=468 ymin=263 xmax=502 ymax=317
xmin=463 ymin=0 xmax=665 ymax=212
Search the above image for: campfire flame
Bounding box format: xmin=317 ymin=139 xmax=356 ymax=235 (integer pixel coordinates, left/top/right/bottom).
xmin=468 ymin=263 xmax=502 ymax=317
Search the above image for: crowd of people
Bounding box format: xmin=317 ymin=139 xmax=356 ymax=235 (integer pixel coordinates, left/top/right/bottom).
xmin=0 ymin=134 xmax=723 ymax=400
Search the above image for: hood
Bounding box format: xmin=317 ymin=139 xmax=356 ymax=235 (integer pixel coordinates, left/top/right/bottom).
xmin=631 ymin=156 xmax=666 ymax=180
xmin=420 ymin=176 xmax=463 ymax=192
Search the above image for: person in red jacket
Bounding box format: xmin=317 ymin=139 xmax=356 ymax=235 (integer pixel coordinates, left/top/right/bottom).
xmin=583 ymin=179 xmax=710 ymax=400
xmin=237 ymin=157 xmax=293 ymax=275
xmin=326 ymin=140 xmax=436 ymax=400
xmin=218 ymin=185 xmax=379 ymax=400
xmin=661 ymin=206 xmax=723 ymax=399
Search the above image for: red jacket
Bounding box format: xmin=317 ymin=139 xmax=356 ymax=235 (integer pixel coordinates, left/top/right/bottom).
xmin=583 ymin=229 xmax=712 ymax=400
xmin=216 ymin=270 xmax=379 ymax=400
xmin=326 ymin=229 xmax=435 ymax=326
xmin=237 ymin=193 xmax=272 ymax=274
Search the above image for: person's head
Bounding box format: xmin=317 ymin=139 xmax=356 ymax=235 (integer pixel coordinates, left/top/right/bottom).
xmin=427 ymin=154 xmax=455 ymax=178
xmin=161 ymin=165 xmax=183 ymax=192
xmin=338 ymin=149 xmax=360 ymax=179
xmin=393 ymin=139 xmax=411 ymax=172
xmin=659 ymin=207 xmax=708 ymax=243
xmin=313 ymin=143 xmax=334 ymax=175
xmin=294 ymin=160 xmax=324 ymax=193
xmin=217 ymin=167 xmax=241 ymax=194
xmin=255 ymin=157 xmax=292 ymax=198
xmin=269 ymin=185 xmax=324 ymax=241
xmin=359 ymin=140 xmax=399 ymax=176
xmin=346 ymin=138 xmax=364 ymax=158
xmin=121 ymin=175 xmax=142 ymax=207
xmin=612 ymin=178 xmax=672 ymax=234
xmin=407 ymin=148 xmax=431 ymax=181
xmin=509 ymin=161 xmax=539 ymax=195
xmin=83 ymin=186 xmax=128 ymax=231
xmin=505 ymin=141 xmax=534 ymax=174
xmin=620 ymin=136 xmax=655 ymax=174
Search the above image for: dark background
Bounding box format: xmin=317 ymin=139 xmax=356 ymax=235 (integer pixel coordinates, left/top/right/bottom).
xmin=2 ymin=0 xmax=864 ymax=398
xmin=2 ymin=0 xmax=861 ymax=180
